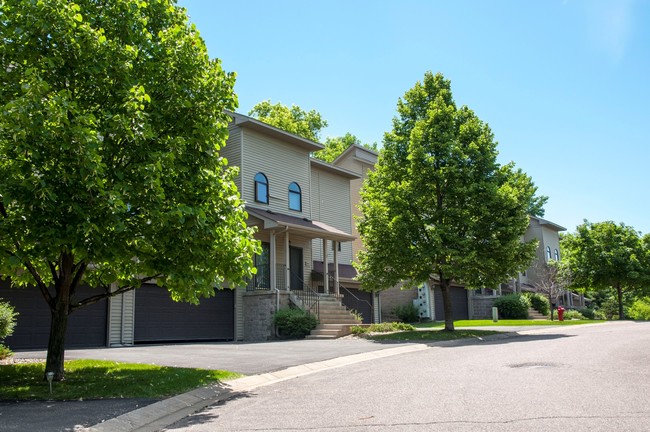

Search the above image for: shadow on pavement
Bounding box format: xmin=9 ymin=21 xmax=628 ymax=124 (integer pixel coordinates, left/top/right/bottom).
xmin=163 ymin=390 xmax=254 ymax=431
xmin=361 ymin=331 xmax=576 ymax=348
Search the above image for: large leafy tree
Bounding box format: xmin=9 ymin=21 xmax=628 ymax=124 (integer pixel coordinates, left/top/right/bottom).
xmin=0 ymin=0 xmax=258 ymax=379
xmin=561 ymin=221 xmax=648 ymax=319
xmin=356 ymin=72 xmax=544 ymax=331
xmin=315 ymin=133 xmax=378 ymax=163
xmin=249 ymin=100 xmax=327 ymax=142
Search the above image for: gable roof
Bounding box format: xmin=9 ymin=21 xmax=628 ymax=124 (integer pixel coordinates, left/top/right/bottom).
xmin=333 ymin=143 xmax=379 ymax=165
xmin=530 ymin=215 xmax=566 ymax=232
xmin=227 ymin=111 xmax=324 ymax=152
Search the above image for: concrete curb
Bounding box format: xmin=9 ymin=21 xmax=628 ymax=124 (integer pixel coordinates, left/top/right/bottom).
xmin=83 ymin=344 xmax=428 ymax=432
xmin=83 ymin=332 xmax=523 ymax=432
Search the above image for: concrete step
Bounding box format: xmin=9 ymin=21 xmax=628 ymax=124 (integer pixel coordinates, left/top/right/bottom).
xmin=528 ymin=308 xmax=548 ymax=320
xmin=305 ymin=334 xmax=337 ymax=340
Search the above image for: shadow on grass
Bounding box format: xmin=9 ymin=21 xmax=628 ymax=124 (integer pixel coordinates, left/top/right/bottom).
xmin=0 ymin=360 xmax=238 ymax=401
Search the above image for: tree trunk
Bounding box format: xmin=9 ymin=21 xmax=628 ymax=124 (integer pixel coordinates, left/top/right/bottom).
xmin=549 ymin=294 xmax=554 ymax=321
xmin=440 ymin=279 xmax=454 ymax=331
xmin=45 ymin=296 xmax=70 ymax=381
xmin=616 ymin=282 xmax=624 ymax=320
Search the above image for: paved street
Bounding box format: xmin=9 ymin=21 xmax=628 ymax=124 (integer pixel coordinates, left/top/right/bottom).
xmin=164 ymin=321 xmax=650 ymax=432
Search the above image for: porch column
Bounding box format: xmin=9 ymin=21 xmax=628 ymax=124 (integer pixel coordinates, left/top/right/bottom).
xmin=333 ymin=241 xmax=339 ymax=296
xmin=270 ymin=231 xmax=276 ymax=291
xmin=285 ymin=231 xmax=290 ymax=291
xmin=322 ymin=238 xmax=329 ymax=294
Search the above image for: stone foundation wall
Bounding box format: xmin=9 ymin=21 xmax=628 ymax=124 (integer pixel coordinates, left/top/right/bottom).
xmin=471 ymin=296 xmax=497 ymax=319
xmin=243 ymin=291 xmax=290 ymax=341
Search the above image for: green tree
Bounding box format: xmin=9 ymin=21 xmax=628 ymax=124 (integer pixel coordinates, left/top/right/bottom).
xmin=356 ymin=72 xmax=543 ymax=331
xmin=314 ymin=133 xmax=379 ymax=163
xmin=0 ymin=0 xmax=259 ymax=380
xmin=249 ymin=100 xmax=327 ymax=142
xmin=561 ymin=221 xmax=648 ymax=320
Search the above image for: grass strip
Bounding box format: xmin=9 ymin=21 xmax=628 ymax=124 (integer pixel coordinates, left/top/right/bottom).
xmin=415 ymin=319 xmax=603 ymax=328
xmin=366 ymin=329 xmax=499 ymax=341
xmin=0 ymin=359 xmax=241 ymax=401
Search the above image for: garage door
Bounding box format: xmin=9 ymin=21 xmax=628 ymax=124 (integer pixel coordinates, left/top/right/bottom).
xmin=0 ymin=279 xmax=108 ymax=350
xmin=134 ymin=284 xmax=234 ymax=343
xmin=433 ymin=285 xmax=469 ymax=321
xmin=341 ymin=287 xmax=374 ymax=324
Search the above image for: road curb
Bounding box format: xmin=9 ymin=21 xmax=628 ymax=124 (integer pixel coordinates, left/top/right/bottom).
xmin=83 ymin=332 xmax=522 ymax=432
xmin=82 ymin=344 xmax=429 ymax=432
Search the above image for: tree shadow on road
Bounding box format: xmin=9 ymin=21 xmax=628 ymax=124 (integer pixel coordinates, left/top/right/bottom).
xmin=362 ymin=331 xmax=576 ymax=348
xmin=163 ymin=390 xmax=254 ymax=430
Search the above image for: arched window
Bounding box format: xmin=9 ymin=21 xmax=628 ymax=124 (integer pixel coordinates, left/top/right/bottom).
xmin=288 ymin=182 xmax=301 ymax=211
xmin=554 ymin=249 xmax=560 ymax=260
xmin=254 ymin=172 xmax=269 ymax=204
xmin=546 ymin=246 xmax=552 ymax=260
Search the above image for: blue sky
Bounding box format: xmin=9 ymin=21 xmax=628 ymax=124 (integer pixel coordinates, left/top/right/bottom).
xmin=178 ymin=0 xmax=649 ymax=235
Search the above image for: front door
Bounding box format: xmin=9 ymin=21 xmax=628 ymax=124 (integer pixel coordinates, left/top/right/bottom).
xmin=289 ymin=246 xmax=304 ymax=291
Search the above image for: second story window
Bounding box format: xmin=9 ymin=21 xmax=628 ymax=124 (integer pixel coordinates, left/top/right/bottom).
xmin=546 ymin=246 xmax=552 ymax=260
xmin=554 ymin=249 xmax=560 ymax=260
xmin=255 ymin=172 xmax=269 ymax=204
xmin=288 ymin=182 xmax=301 ymax=211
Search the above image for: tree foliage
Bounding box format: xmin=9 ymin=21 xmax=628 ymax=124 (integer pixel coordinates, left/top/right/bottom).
xmin=561 ymin=221 xmax=648 ymax=319
xmin=356 ymin=72 xmax=543 ymax=330
xmin=249 ymin=100 xmax=327 ymax=142
xmin=0 ymin=0 xmax=258 ymax=378
xmin=314 ymin=133 xmax=378 ymax=163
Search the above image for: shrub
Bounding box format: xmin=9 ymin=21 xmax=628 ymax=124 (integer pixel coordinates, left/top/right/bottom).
xmin=0 ymin=344 xmax=12 ymax=360
xmin=577 ymin=307 xmax=606 ymax=320
xmin=272 ymin=308 xmax=318 ymax=339
xmin=493 ymin=294 xmax=530 ymax=319
xmin=561 ymin=309 xmax=585 ymax=320
xmin=392 ymin=304 xmax=420 ymax=323
xmin=0 ymin=299 xmax=18 ymax=341
xmin=592 ymin=309 xmax=607 ymax=320
xmin=350 ymin=322 xmax=416 ymax=335
xmin=628 ymin=298 xmax=650 ymax=321
xmin=524 ymin=292 xmax=550 ymax=316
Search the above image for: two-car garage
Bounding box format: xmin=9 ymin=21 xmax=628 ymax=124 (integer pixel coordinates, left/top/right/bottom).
xmin=0 ymin=279 xmax=235 ymax=350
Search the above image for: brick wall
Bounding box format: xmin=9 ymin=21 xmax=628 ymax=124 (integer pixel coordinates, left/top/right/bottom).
xmin=380 ymin=282 xmax=417 ymax=322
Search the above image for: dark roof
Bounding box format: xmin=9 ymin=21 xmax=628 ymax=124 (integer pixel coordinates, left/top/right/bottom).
xmin=246 ymin=206 xmax=355 ymax=242
xmin=312 ymin=260 xmax=358 ymax=279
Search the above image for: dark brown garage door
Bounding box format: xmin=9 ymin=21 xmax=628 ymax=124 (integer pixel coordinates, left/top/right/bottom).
xmin=134 ymin=284 xmax=234 ymax=343
xmin=433 ymin=285 xmax=469 ymax=321
xmin=341 ymin=287 xmax=374 ymax=324
xmin=0 ymin=279 xmax=108 ymax=350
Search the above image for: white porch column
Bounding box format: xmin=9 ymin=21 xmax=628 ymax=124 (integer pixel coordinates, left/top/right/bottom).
xmin=333 ymin=241 xmax=339 ymax=296
xmin=322 ymin=238 xmax=329 ymax=294
xmin=285 ymin=231 xmax=290 ymax=291
xmin=270 ymin=231 xmax=276 ymax=291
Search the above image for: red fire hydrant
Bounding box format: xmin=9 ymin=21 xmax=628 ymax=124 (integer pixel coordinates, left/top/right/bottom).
xmin=557 ymin=306 xmax=565 ymax=321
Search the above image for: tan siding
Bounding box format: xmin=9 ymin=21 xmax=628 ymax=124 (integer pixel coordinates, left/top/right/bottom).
xmin=222 ymin=126 xmax=242 ymax=191
xmin=240 ymin=129 xmax=311 ymax=216
xmin=235 ymin=286 xmax=244 ymax=341
xmin=108 ymin=288 xmax=134 ymax=346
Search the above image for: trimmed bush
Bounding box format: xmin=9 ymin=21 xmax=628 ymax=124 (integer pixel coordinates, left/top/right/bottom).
xmin=628 ymin=298 xmax=650 ymax=321
xmin=0 ymin=299 xmax=18 ymax=341
xmin=524 ymin=292 xmax=550 ymax=316
xmin=392 ymin=303 xmax=420 ymax=323
xmin=493 ymin=294 xmax=531 ymax=319
xmin=577 ymin=307 xmax=606 ymax=320
xmin=273 ymin=308 xmax=318 ymax=339
xmin=561 ymin=309 xmax=585 ymax=320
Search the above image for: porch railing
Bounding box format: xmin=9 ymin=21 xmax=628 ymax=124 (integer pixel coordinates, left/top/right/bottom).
xmin=328 ymin=274 xmax=374 ymax=324
xmin=246 ymin=264 xmax=287 ymax=292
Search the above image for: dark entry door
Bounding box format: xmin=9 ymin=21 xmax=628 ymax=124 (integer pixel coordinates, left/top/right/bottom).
xmin=289 ymin=246 xmax=303 ymax=290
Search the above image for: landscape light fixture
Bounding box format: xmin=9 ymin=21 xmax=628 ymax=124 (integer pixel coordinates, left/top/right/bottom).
xmin=46 ymin=372 xmax=54 ymax=394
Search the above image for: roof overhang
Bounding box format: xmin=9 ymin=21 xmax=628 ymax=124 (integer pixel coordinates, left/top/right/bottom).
xmin=310 ymin=159 xmax=361 ymax=179
xmin=227 ymin=111 xmax=324 ymax=152
xmin=246 ymin=206 xmax=355 ymax=242
xmin=530 ymin=215 xmax=567 ymax=232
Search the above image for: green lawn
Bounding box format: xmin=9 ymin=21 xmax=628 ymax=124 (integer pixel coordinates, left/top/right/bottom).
xmin=0 ymin=359 xmax=241 ymax=401
xmin=416 ymin=319 xmax=603 ymax=328
xmin=367 ymin=329 xmax=500 ymax=341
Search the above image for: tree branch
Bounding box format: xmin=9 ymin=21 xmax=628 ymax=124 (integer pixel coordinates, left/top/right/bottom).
xmin=23 ymin=260 xmax=54 ymax=305
xmin=70 ymin=274 xmax=162 ymax=312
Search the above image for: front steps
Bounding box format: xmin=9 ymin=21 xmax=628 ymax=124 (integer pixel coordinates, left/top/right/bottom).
xmin=528 ymin=308 xmax=548 ymax=320
xmin=305 ymin=295 xmax=361 ymax=339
